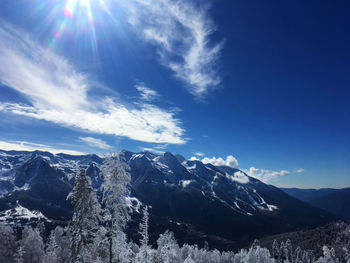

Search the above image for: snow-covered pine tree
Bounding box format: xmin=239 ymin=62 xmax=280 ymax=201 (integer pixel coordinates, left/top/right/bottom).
xmin=344 ymin=248 xmax=350 ymax=263
xmin=317 ymin=246 xmax=340 ymax=263
xmin=0 ymin=224 xmax=17 ymax=263
xmin=14 ymin=245 xmax=25 ymax=263
xmin=285 ymin=239 xmax=293 ymax=262
xmin=101 ymin=153 xmax=132 ymax=263
xmin=184 ymin=255 xmax=195 ymax=263
xmin=156 ymin=230 xmax=179 ymax=263
xmin=139 ymin=206 xmax=149 ymax=249
xmin=272 ymin=239 xmax=281 ymax=262
xmin=135 ymin=205 xmax=151 ymax=263
xmin=293 ymin=246 xmax=302 ymax=263
xmin=44 ymin=230 xmax=59 ymax=263
xmin=53 ymin=226 xmax=71 ymax=263
xmin=245 ymin=242 xmax=274 ymax=263
xmin=20 ymin=225 xmax=45 ymax=263
xmin=68 ymin=169 xmax=101 ymax=263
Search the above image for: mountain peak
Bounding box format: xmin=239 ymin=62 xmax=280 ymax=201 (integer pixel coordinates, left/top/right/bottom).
xmin=175 ymin=154 xmax=186 ymax=163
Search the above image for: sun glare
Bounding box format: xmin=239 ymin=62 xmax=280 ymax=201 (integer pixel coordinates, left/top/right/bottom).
xmin=80 ymin=0 xmax=90 ymax=7
xmin=49 ymin=0 xmax=118 ymax=58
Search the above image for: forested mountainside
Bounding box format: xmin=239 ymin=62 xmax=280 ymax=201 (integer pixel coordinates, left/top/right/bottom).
xmin=0 ymin=152 xmax=348 ymax=263
xmin=282 ymin=188 xmax=350 ymax=219
xmin=1 ymin=222 xmax=350 ymax=263
xmin=260 ymin=221 xmax=350 ymax=258
xmin=0 ymin=149 xmax=337 ymax=251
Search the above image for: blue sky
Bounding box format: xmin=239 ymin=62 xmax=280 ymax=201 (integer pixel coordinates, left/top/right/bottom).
xmin=0 ymin=0 xmax=349 ymax=188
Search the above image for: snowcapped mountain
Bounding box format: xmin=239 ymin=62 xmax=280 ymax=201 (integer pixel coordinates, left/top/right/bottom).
xmin=0 ymin=202 xmax=50 ymax=224
xmin=0 ymin=149 xmax=336 ymax=250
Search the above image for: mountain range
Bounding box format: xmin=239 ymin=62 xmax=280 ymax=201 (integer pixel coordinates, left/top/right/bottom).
xmin=281 ymin=187 xmax=350 ymax=219
xmin=0 ymin=149 xmax=338 ymax=250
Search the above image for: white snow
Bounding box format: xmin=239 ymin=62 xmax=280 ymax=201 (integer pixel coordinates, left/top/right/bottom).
xmin=181 ymin=180 xmax=192 ymax=188
xmin=267 ymin=204 xmax=278 ymax=211
xmin=14 ymin=183 xmax=30 ymax=191
xmin=130 ymin=153 xmax=145 ymax=160
xmin=0 ymin=203 xmax=50 ymax=222
xmin=182 ymin=161 xmax=196 ymax=170
xmin=125 ymin=197 xmax=142 ymax=213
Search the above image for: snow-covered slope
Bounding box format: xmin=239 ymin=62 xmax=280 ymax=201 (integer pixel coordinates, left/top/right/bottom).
xmin=0 ymin=150 xmax=103 ymax=196
xmin=0 ymin=202 xmax=50 ymax=224
xmin=0 ymin=149 xmax=336 ymax=250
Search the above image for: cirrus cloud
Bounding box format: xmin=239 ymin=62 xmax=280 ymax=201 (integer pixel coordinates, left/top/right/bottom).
xmin=0 ymin=140 xmax=85 ymax=155
xmin=121 ymin=0 xmax=223 ymax=98
xmin=79 ymin=137 xmax=112 ymax=150
xmin=0 ymin=24 xmax=185 ymax=145
xmin=295 ymin=168 xmax=305 ymax=173
xmin=136 ymin=83 xmax=159 ymax=101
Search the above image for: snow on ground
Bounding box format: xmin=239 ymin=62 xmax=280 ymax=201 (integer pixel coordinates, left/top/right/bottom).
xmin=0 ymin=203 xmax=50 ymax=223
xmin=180 ymin=180 xmax=192 ymax=188
xmin=182 ymin=161 xmax=196 ymax=170
xmin=125 ymin=197 xmax=142 ymax=213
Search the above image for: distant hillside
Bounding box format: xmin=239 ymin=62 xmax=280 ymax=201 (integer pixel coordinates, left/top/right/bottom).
xmin=281 ymin=188 xmax=350 ymax=219
xmin=259 ymin=221 xmax=350 ymax=258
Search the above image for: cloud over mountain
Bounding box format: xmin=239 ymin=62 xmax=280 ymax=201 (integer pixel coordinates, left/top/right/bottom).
xmin=244 ymin=167 xmax=290 ymax=183
xmin=202 ymin=155 xmax=239 ymax=168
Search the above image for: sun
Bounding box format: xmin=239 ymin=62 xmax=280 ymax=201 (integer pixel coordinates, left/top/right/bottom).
xmin=79 ymin=0 xmax=91 ymax=8
xmin=51 ymin=0 xmax=117 ymax=55
xmin=63 ymin=0 xmax=93 ymax=18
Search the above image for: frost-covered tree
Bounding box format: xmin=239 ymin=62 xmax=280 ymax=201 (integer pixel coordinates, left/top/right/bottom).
xmin=44 ymin=226 xmax=73 ymax=263
xmin=0 ymin=224 xmax=17 ymax=263
xmin=135 ymin=206 xmax=152 ymax=263
xmin=53 ymin=226 xmax=71 ymax=263
xmin=156 ymin=231 xmax=179 ymax=263
xmin=272 ymin=239 xmax=281 ymax=262
xmin=284 ymin=239 xmax=293 ymax=262
xmin=68 ymin=169 xmax=101 ymax=263
xmin=101 ymin=153 xmax=132 ymax=263
xmin=184 ymin=255 xmax=195 ymax=263
xmin=343 ymin=248 xmax=350 ymax=263
xmin=20 ymin=225 xmax=45 ymax=263
xmin=316 ymin=246 xmax=340 ymax=263
xmin=93 ymin=226 xmax=109 ymax=262
xmin=293 ymin=246 xmax=302 ymax=263
xmin=14 ymin=245 xmax=25 ymax=263
xmin=44 ymin=231 xmax=58 ymax=263
xmin=232 ymin=242 xmax=274 ymax=263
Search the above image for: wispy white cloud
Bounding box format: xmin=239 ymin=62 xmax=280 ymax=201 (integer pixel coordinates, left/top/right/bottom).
xmin=139 ymin=147 xmax=165 ymax=155
xmin=79 ymin=137 xmax=112 ymax=150
xmin=243 ymin=167 xmax=290 ymax=183
xmin=295 ymin=168 xmax=304 ymax=173
xmin=194 ymin=152 xmax=205 ymax=157
xmin=0 ymin=140 xmax=85 ymax=155
xmin=0 ymin=24 xmax=185 ymax=144
xmin=136 ymin=83 xmax=159 ymax=101
xmin=187 ymin=153 xmax=294 ymax=184
xmin=226 ymin=171 xmax=249 ymax=184
xmin=139 ymin=143 xmax=168 ymax=155
xmin=188 ymin=152 xmax=294 ymax=184
xmin=122 ymin=0 xmax=223 ymax=98
xmin=201 ymin=155 xmax=239 ymax=168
